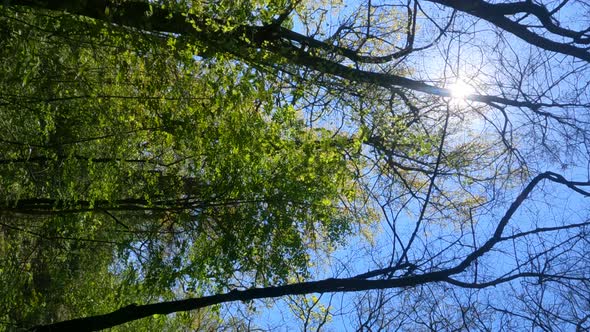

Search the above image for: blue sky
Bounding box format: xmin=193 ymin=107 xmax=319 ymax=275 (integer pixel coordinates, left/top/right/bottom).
xmin=236 ymin=0 xmax=590 ymax=330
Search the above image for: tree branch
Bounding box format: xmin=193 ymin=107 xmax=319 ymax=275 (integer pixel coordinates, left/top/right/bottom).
xmin=10 ymin=0 xmax=567 ymax=110
xmin=426 ymin=0 xmax=590 ymax=62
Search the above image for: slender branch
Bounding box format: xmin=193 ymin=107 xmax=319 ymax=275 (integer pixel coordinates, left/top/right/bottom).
xmin=28 ymin=272 xmax=452 ymax=332
xmin=426 ymin=0 xmax=590 ymax=62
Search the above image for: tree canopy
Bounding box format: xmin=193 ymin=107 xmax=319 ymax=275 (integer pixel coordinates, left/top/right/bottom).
xmin=1 ymin=0 xmax=590 ymax=331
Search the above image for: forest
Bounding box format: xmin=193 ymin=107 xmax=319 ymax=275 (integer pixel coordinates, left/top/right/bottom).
xmin=1 ymin=0 xmax=589 ymax=331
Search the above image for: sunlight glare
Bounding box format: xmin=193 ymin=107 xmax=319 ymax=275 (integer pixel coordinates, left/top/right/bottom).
xmin=449 ymin=80 xmax=475 ymax=99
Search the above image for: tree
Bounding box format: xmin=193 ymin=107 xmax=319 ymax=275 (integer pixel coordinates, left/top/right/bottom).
xmin=2 ymin=0 xmax=590 ymax=331
xmin=0 ymin=2 xmax=370 ymax=330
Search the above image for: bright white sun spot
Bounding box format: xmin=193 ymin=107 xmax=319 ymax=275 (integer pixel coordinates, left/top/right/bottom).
xmin=449 ymin=80 xmax=476 ymax=99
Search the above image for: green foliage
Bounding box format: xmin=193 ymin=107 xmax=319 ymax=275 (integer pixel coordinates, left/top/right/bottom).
xmin=0 ymin=3 xmax=371 ymax=329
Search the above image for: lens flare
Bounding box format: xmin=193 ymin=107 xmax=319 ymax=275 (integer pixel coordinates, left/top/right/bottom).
xmin=449 ymin=80 xmax=475 ymax=99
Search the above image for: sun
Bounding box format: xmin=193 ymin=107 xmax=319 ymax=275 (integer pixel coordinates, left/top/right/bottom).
xmin=449 ymin=79 xmax=475 ymax=100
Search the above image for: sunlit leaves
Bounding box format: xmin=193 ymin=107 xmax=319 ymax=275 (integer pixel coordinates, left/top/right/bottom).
xmin=0 ymin=3 xmax=372 ymax=329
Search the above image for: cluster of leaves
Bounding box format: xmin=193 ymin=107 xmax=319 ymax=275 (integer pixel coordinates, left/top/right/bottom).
xmin=0 ymin=4 xmax=372 ymax=330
